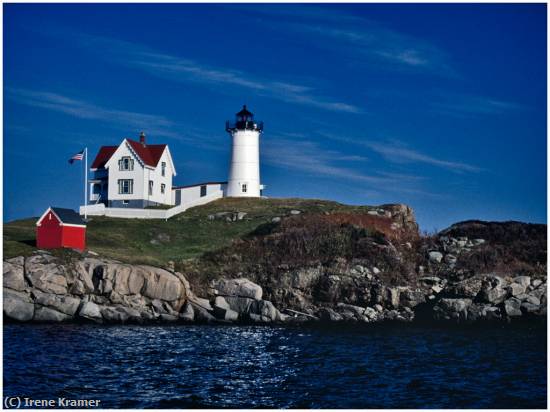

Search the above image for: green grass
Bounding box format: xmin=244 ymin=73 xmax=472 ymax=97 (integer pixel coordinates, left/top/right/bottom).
xmin=3 ymin=198 xmax=375 ymax=265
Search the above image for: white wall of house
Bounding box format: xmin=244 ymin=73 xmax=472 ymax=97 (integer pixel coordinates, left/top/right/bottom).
xmin=172 ymin=183 xmax=227 ymax=205
xmin=102 ymin=140 xmax=176 ymax=206
xmin=105 ymin=141 xmax=145 ymax=203
xmin=141 ymin=148 xmax=175 ymax=206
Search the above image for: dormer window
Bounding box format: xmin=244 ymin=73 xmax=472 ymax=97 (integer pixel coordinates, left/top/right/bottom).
xmin=119 ymin=156 xmax=134 ymax=171
xmin=161 ymin=162 xmax=166 ymax=177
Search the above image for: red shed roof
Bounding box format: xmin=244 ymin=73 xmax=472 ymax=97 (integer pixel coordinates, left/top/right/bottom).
xmin=90 ymin=139 xmax=167 ymax=169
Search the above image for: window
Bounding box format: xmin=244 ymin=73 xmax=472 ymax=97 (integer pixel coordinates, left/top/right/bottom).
xmin=118 ymin=179 xmax=134 ymax=194
xmin=149 ymin=180 xmax=153 ymax=196
xmin=242 ymin=183 xmax=247 ymax=193
xmin=200 ymin=185 xmax=207 ymax=197
xmin=161 ymin=162 xmax=166 ymax=177
xmin=118 ymin=156 xmax=134 ymax=171
xmin=161 ymin=184 xmax=166 ymax=194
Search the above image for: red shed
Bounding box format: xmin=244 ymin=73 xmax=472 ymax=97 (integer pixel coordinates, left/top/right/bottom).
xmin=36 ymin=207 xmax=86 ymax=251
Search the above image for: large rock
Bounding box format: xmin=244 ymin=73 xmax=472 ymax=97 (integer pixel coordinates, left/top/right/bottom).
xmin=428 ymin=251 xmax=443 ymax=263
xmin=480 ymin=276 xmax=508 ymax=304
xmin=399 ymin=288 xmax=426 ymax=308
xmin=212 ymin=296 xmax=239 ymax=321
xmin=434 ymin=298 xmax=472 ymax=320
xmin=507 ymin=283 xmax=526 ymax=297
xmin=100 ymin=306 xmax=142 ymax=323
xmin=445 ymin=277 xmax=483 ymax=298
xmin=211 ymin=278 xmax=263 ymax=300
xmin=513 ymin=276 xmax=531 ymax=288
xmin=34 ymin=292 xmax=81 ymax=316
xmin=224 ymin=296 xmax=255 ymax=314
xmin=504 ymin=298 xmax=523 ymax=317
xmin=34 ymin=306 xmax=71 ymax=322
xmin=179 ymin=302 xmax=195 ymax=322
xmin=3 ymin=261 xmax=26 ymax=291
xmin=249 ymin=300 xmax=280 ymax=322
xmin=317 ymin=307 xmax=343 ymax=322
xmin=4 ymin=289 xmax=34 ymax=321
xmin=26 ymin=262 xmax=68 ymax=295
xmin=78 ymin=301 xmax=103 ymax=323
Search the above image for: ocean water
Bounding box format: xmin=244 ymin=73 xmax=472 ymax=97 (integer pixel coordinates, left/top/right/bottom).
xmin=3 ymin=323 xmax=547 ymax=408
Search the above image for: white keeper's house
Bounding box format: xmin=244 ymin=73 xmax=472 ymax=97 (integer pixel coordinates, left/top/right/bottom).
xmin=83 ymin=105 xmax=265 ymax=218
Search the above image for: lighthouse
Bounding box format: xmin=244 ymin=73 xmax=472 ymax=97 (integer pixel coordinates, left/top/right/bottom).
xmin=225 ymin=105 xmax=264 ymax=197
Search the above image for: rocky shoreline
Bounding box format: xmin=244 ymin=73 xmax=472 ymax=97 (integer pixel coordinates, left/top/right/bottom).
xmin=4 ymin=249 xmax=546 ymax=325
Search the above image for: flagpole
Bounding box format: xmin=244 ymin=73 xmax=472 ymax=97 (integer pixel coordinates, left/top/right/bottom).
xmin=84 ymin=147 xmax=88 ymax=219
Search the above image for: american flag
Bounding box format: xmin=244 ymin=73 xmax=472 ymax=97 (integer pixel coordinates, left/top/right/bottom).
xmin=68 ymin=150 xmax=84 ymax=164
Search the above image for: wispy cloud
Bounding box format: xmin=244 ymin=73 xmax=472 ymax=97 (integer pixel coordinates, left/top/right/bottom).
xmin=5 ymin=87 xmax=227 ymax=152
xmin=6 ymin=87 xmax=179 ymax=137
xmin=429 ymin=94 xmax=525 ymax=117
xmin=263 ymin=136 xmax=419 ymax=185
xmin=59 ymin=31 xmax=361 ymax=114
xmin=366 ymin=141 xmax=482 ymax=173
xmin=248 ymin=6 xmax=456 ymax=76
xmin=319 ymin=132 xmax=482 ymax=173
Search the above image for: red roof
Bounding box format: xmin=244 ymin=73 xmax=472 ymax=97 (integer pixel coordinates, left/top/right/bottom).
xmin=127 ymin=139 xmax=167 ymax=168
xmin=90 ymin=139 xmax=167 ymax=169
xmin=91 ymin=146 xmax=117 ymax=169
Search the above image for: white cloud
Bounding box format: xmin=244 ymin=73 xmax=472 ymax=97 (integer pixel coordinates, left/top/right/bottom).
xmin=319 ymin=132 xmax=482 ymax=173
xmin=262 ymin=137 xmax=418 ymax=185
xmin=64 ymin=32 xmax=362 ymax=114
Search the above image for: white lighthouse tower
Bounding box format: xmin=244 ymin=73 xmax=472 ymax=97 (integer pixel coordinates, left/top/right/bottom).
xmin=225 ymin=105 xmax=264 ymax=197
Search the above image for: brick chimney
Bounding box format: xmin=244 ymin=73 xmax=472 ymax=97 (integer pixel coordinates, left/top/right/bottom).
xmin=139 ymin=131 xmax=146 ymax=146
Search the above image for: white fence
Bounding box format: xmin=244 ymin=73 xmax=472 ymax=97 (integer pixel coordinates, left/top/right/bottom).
xmin=80 ymin=190 xmax=224 ymax=219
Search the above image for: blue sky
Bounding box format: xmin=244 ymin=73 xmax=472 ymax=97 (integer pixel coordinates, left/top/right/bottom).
xmin=4 ymin=3 xmax=547 ymax=230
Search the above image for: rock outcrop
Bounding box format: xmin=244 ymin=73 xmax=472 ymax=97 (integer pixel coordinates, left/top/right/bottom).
xmin=3 ymin=214 xmax=546 ymax=325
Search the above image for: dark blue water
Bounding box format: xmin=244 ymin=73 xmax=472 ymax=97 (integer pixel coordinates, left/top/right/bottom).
xmin=3 ymin=323 xmax=547 ymax=408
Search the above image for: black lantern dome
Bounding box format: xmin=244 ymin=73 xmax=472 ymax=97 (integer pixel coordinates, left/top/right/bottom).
xmin=226 ymin=105 xmax=263 ymax=132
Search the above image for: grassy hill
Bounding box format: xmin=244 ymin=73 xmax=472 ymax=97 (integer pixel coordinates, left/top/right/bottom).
xmin=3 ymin=198 xmax=377 ymax=265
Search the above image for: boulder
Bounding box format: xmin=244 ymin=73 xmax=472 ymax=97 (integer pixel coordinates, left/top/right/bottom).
xmin=214 ymin=307 xmax=239 ymax=322
xmin=3 ymin=261 xmax=26 ymax=291
xmin=434 ymin=298 xmax=472 ymax=320
xmin=193 ymin=305 xmax=217 ymax=323
xmin=513 ymin=276 xmax=531 ymax=288
xmin=399 ymin=288 xmax=426 ymax=308
xmin=188 ymin=295 xmax=213 ymax=312
xmin=33 ymin=292 xmax=81 ymax=316
xmin=4 ymin=289 xmax=34 ymax=321
xmin=507 ymin=283 xmax=526 ymax=297
xmin=336 ymin=303 xmax=367 ymax=320
xmin=212 ymin=296 xmax=238 ymax=321
xmin=532 ymin=279 xmax=543 ymax=288
xmin=179 ymin=302 xmax=195 ymax=322
xmin=210 ymin=278 xmax=262 ymax=300
xmin=520 ymin=302 xmax=540 ymax=314
xmin=386 ymin=287 xmax=401 ymax=308
xmin=317 ymin=307 xmax=343 ymax=322
xmin=223 ymin=296 xmax=254 ymax=314
xmin=34 ymin=306 xmax=71 ymax=322
xmin=445 ymin=277 xmax=482 ymax=298
xmin=26 ymin=264 xmax=68 ymax=295
xmin=428 ymin=251 xmax=443 ymax=263
xmin=504 ymin=298 xmax=523 ymax=317
xmin=140 ymin=266 xmax=183 ymax=302
xmin=524 ymin=295 xmax=541 ymax=306
xmin=78 ymin=302 xmax=103 ymax=323
xmin=480 ymin=277 xmax=508 ymax=304
xmin=100 ymin=306 xmax=142 ymax=323
xmin=249 ymin=300 xmax=280 ymax=322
